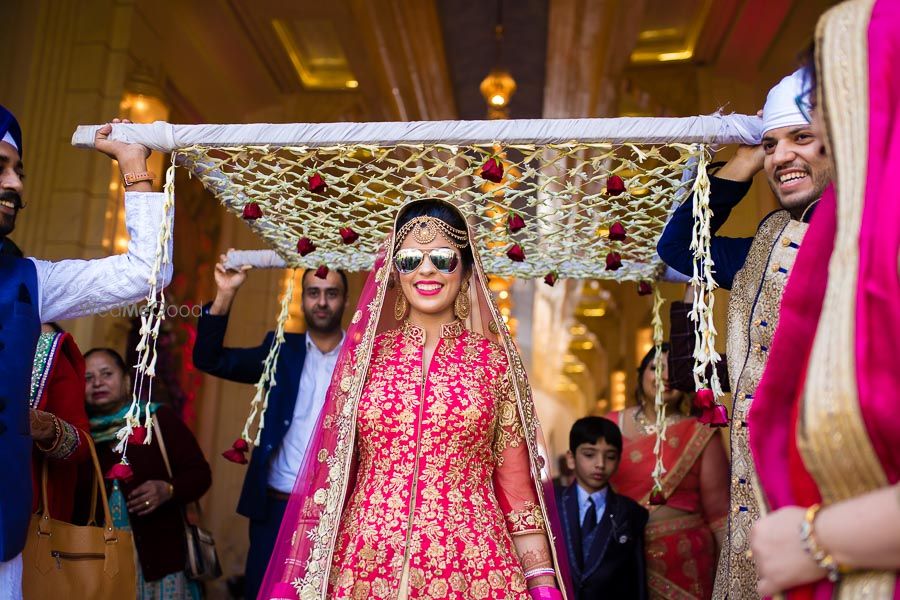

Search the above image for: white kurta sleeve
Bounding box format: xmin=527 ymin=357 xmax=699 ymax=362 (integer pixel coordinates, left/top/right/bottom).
xmin=31 ymin=191 xmax=174 ymax=322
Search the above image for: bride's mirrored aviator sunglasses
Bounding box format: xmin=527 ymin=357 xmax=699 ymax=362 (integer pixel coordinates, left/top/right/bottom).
xmin=394 ymin=247 xmax=460 ymax=274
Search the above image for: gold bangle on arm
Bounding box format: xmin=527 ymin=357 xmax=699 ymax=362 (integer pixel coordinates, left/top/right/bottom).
xmin=34 ymin=415 xmax=63 ymax=454
xmin=799 ymin=504 xmax=852 ymax=582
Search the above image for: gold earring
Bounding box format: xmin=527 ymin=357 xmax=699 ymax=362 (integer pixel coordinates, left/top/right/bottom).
xmin=454 ymin=280 xmax=471 ymax=320
xmin=394 ymin=293 xmax=409 ymax=321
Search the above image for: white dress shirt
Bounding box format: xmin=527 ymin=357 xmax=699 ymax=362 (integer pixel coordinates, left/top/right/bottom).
xmin=577 ymin=484 xmax=609 ymax=526
xmin=267 ymin=332 xmax=345 ymax=493
xmin=30 ymin=192 xmax=174 ymax=322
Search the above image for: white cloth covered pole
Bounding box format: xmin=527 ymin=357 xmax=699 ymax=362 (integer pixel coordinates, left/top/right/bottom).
xmin=72 ymin=114 xmax=763 ymax=152
xmin=222 ymin=249 xmax=286 ymax=270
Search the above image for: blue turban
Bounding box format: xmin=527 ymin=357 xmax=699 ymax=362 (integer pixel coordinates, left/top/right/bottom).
xmin=0 ymin=104 xmax=23 ymax=158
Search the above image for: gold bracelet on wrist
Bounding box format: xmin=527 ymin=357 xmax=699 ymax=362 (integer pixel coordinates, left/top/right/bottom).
xmin=35 ymin=415 xmax=63 ymax=454
xmin=799 ymin=503 xmax=850 ymax=582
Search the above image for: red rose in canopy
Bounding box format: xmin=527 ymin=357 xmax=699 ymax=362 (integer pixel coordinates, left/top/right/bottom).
xmin=507 ymin=213 xmax=526 ymax=233
xmin=506 ymin=244 xmax=526 ymax=262
xmin=308 ymin=173 xmax=327 ymax=193
xmin=315 ymin=265 xmax=329 ymax=279
xmin=649 ymin=488 xmax=667 ymax=506
xmin=339 ymin=227 xmax=359 ymax=244
xmin=608 ymin=221 xmax=627 ymax=241
xmin=481 ymin=158 xmax=504 ymax=183
xmin=544 ymin=272 xmax=558 ymax=287
xmin=605 ymin=252 xmax=623 ymax=271
xmin=606 ymin=175 xmax=626 ymax=196
xmin=297 ymin=237 xmax=316 ymax=256
xmin=637 ymin=281 xmax=653 ymax=296
xmin=241 ymin=202 xmax=263 ymax=220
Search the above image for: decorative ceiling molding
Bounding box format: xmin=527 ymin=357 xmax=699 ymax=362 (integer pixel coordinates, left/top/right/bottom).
xmin=271 ymin=18 xmax=358 ymax=91
xmin=629 ymin=0 xmax=713 ymax=64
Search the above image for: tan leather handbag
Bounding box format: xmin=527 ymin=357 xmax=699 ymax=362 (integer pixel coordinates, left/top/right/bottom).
xmin=22 ymin=436 xmax=136 ymax=599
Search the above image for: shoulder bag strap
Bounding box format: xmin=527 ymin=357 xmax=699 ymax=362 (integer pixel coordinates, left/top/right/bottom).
xmin=151 ymin=414 xmax=202 ymax=516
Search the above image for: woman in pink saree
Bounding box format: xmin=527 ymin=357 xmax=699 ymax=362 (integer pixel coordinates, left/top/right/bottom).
xmin=259 ymin=199 xmax=569 ymax=599
xmin=608 ymin=345 xmax=729 ymax=599
xmin=748 ymin=0 xmax=900 ymax=598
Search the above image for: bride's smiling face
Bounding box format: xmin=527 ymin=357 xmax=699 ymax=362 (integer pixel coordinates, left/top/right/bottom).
xmin=395 ymin=230 xmax=465 ymax=319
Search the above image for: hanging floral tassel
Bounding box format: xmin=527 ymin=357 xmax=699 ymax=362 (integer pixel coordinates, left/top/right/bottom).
xmin=105 ymin=458 xmax=134 ymax=482
xmin=649 ymin=285 xmax=668 ymax=504
xmin=222 ymin=438 xmax=250 ymax=464
xmin=224 ymin=269 xmax=296 ymax=461
xmin=687 ymin=146 xmax=727 ymax=428
xmin=114 ymin=155 xmax=177 ymax=455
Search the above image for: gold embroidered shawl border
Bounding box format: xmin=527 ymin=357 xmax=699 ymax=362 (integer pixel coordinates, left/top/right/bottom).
xmin=648 ymin=570 xmax=702 ymax=600
xmin=640 ymin=423 xmax=715 ymax=507
xmin=800 ymin=1 xmax=895 ymax=597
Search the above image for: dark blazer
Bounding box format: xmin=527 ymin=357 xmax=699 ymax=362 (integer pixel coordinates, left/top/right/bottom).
xmin=657 ymin=174 xmax=754 ymax=291
xmin=556 ymin=483 xmax=649 ymax=600
xmin=80 ymin=405 xmax=212 ymax=581
xmin=192 ymin=303 xmax=308 ymax=521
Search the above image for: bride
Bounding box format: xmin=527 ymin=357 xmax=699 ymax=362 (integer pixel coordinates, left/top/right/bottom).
xmin=260 ymin=199 xmax=568 ymax=599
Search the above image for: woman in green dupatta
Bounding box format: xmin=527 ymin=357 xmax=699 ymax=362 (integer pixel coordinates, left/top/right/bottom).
xmin=83 ymin=348 xmax=211 ymax=600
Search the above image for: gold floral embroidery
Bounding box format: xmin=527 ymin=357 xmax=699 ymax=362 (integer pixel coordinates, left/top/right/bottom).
xmin=506 ymin=501 xmax=546 ymax=535
xmin=325 ymin=328 xmax=536 ymax=599
xmin=283 ymin=235 xmax=566 ymax=599
xmin=492 ymin=369 xmax=525 ymax=463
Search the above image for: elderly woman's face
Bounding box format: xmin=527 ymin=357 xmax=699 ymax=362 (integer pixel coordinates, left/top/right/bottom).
xmin=395 ymin=230 xmax=465 ymax=320
xmin=85 ymin=353 xmax=130 ymax=413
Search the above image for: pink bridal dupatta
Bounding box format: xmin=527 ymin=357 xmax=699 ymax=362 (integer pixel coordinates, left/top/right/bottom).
xmin=749 ymin=0 xmax=900 ymax=598
xmin=259 ymin=199 xmax=571 ymax=599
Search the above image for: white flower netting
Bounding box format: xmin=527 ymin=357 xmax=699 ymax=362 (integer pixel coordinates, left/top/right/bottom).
xmin=176 ymin=142 xmax=701 ymax=282
xmin=73 ymin=116 xmax=758 ymax=458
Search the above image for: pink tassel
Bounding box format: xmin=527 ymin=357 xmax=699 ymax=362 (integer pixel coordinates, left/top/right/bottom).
xmin=105 ymin=461 xmax=134 ymax=482
xmin=127 ymin=426 xmax=147 ymax=445
xmin=694 ymin=388 xmax=715 ymax=409
xmin=649 ymin=488 xmax=667 ymax=506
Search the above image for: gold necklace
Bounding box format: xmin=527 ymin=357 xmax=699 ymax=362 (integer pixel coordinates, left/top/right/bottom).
xmin=633 ymin=407 xmax=657 ymax=435
xmin=634 ymin=405 xmax=682 ymax=436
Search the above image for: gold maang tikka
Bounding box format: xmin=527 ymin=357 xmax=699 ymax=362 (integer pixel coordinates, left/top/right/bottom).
xmin=395 ymin=216 xmax=469 ymax=250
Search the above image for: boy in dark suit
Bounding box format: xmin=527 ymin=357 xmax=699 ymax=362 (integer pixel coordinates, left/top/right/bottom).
xmin=557 ymin=417 xmax=649 ymax=600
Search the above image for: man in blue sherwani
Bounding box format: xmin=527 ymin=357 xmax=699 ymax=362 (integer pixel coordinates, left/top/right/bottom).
xmin=0 ymin=105 xmax=173 ymax=596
